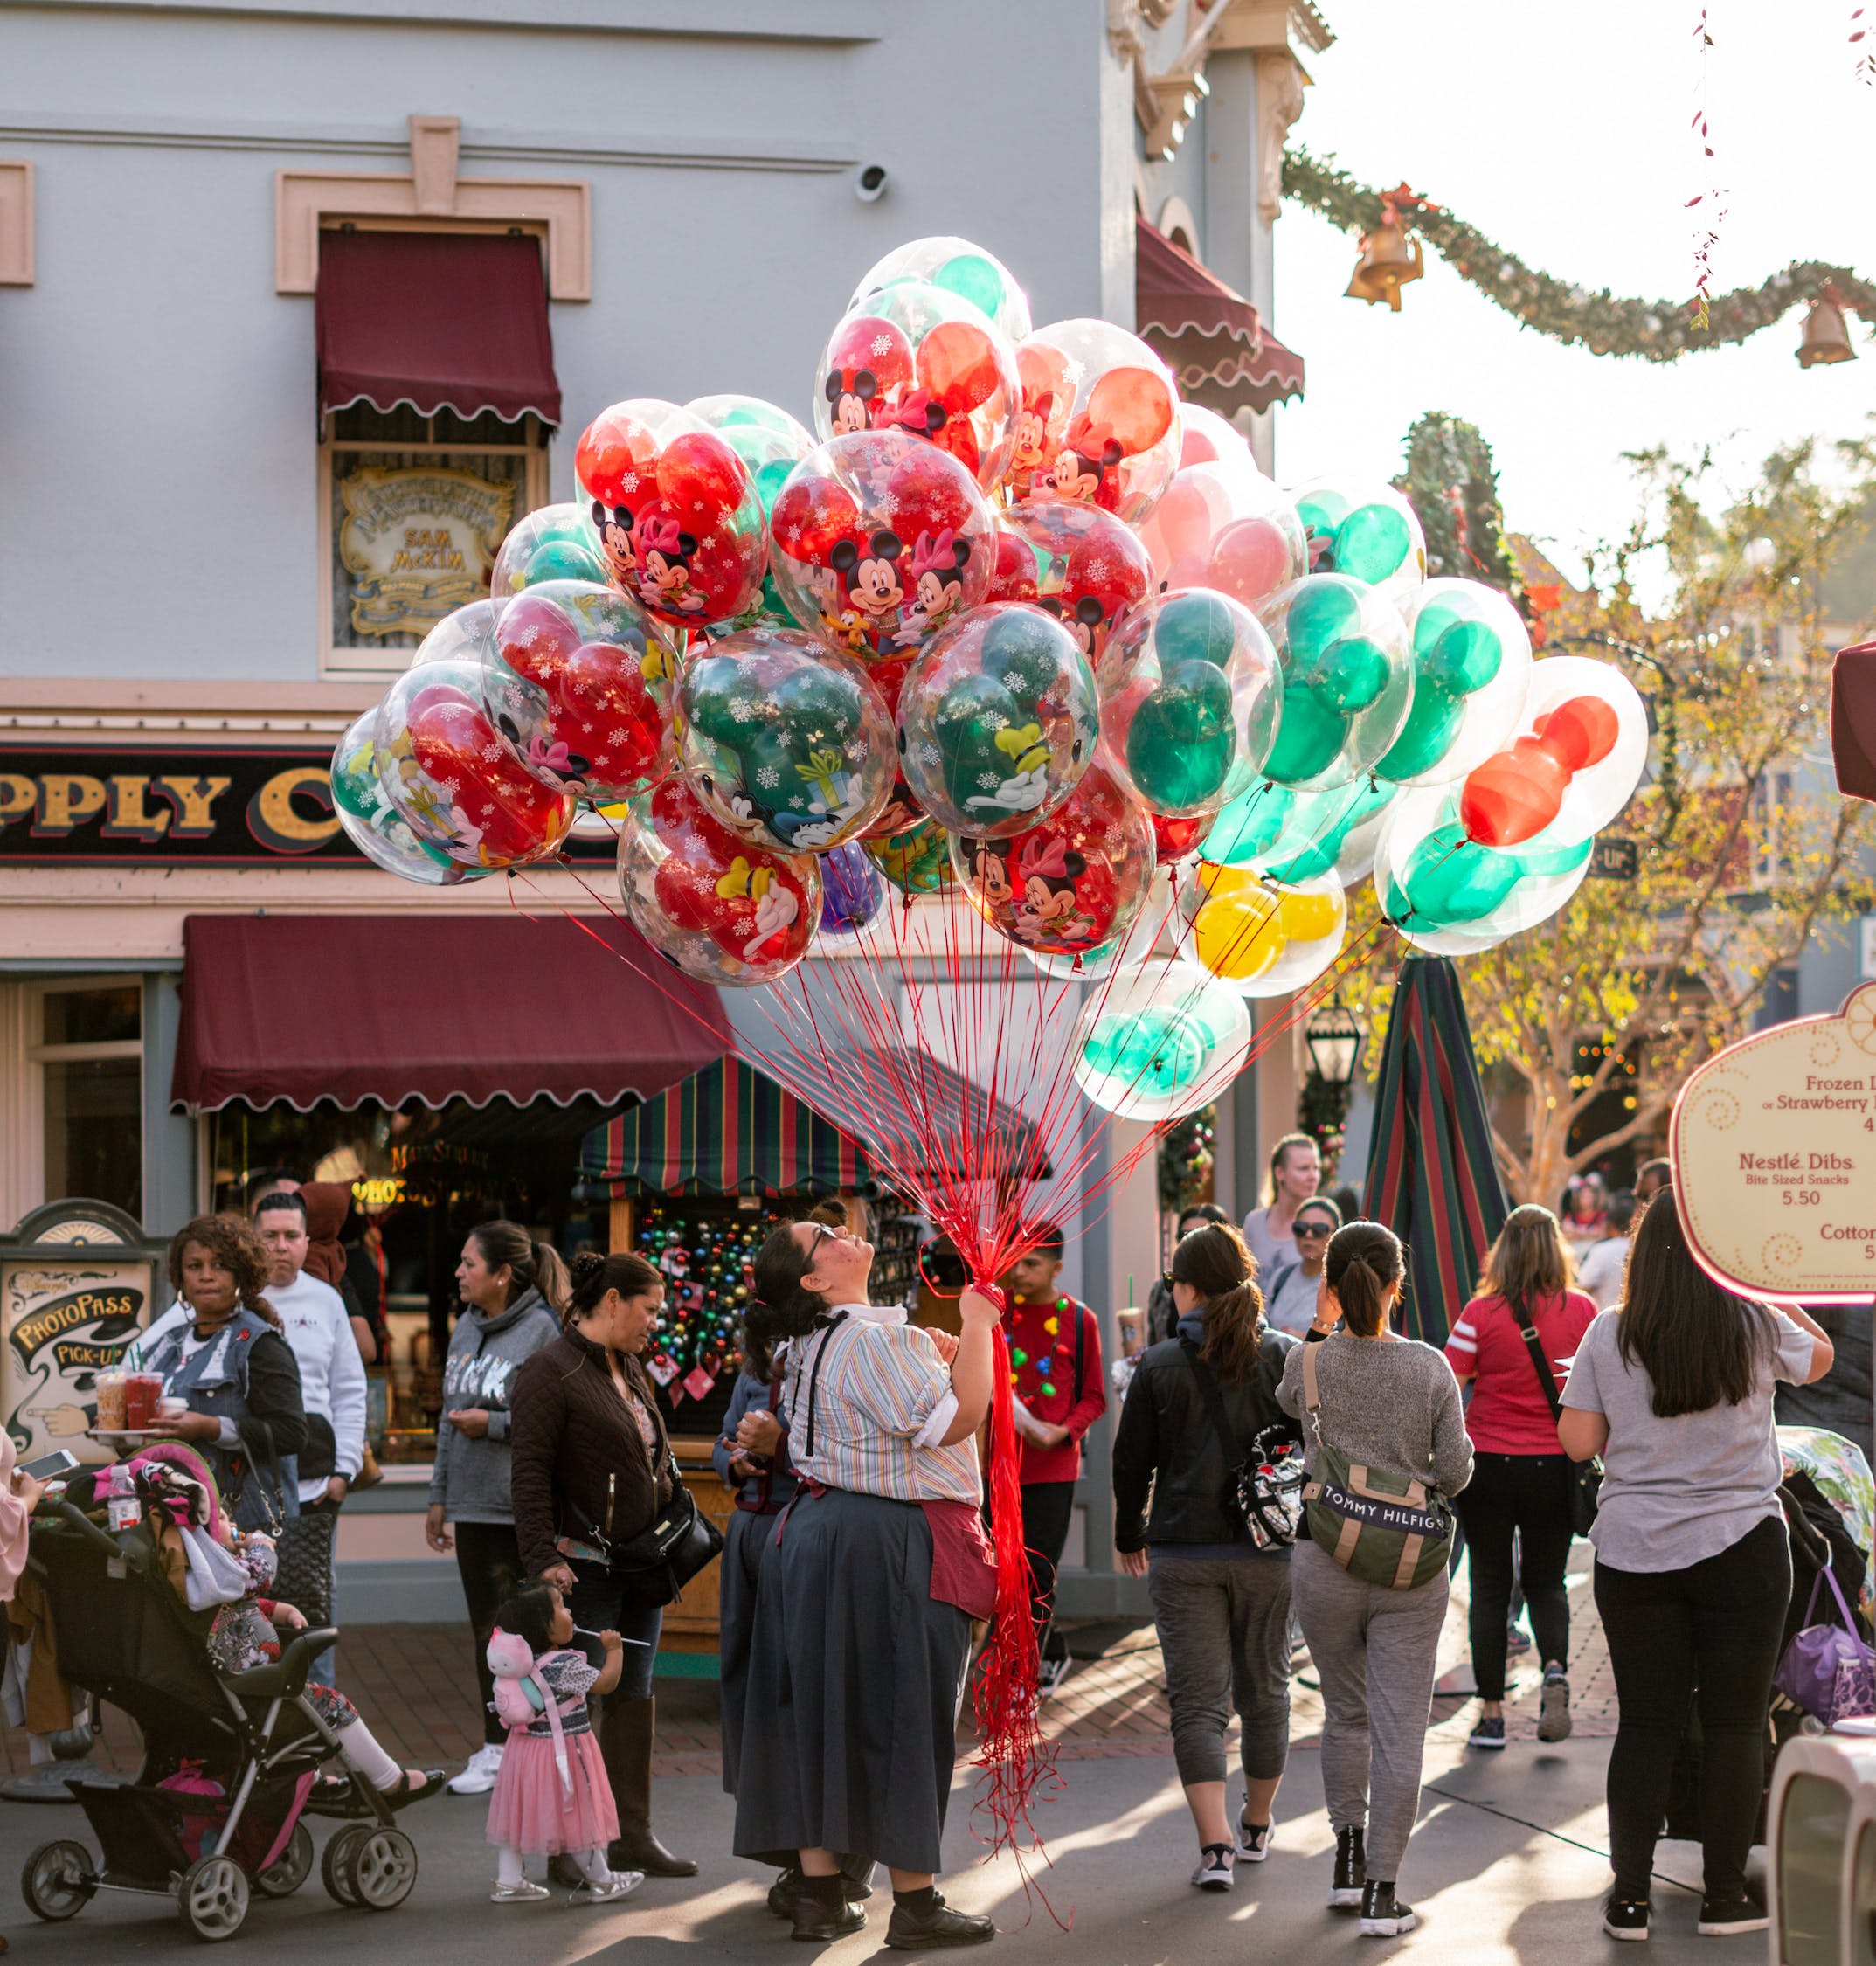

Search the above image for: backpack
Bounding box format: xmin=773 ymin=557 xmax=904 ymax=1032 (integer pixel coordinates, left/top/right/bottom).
xmin=1298 ymin=1341 xmax=1454 ymax=1590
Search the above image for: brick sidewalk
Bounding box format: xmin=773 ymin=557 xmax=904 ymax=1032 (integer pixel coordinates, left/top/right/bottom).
xmin=8 ymin=1552 xmax=1614 ymax=1784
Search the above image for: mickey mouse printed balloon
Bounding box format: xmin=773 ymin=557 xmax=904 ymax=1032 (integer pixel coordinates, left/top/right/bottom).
xmin=848 ymin=235 xmax=1034 ymax=343
xmin=988 ymin=498 xmax=1154 ymax=667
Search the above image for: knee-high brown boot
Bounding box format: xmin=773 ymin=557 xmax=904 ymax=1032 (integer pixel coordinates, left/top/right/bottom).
xmin=601 ymin=1695 xmax=697 ymax=1877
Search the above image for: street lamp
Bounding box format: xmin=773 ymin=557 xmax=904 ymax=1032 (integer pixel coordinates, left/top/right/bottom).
xmin=1305 ymin=1004 xmax=1363 ymax=1085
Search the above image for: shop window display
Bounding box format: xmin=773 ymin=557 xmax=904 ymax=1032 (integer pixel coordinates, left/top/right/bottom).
xmin=32 ymin=981 xmax=142 ymax=1220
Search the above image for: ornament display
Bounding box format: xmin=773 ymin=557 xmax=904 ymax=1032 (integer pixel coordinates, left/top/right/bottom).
xmin=767 ymin=429 xmax=994 ymax=661
xmin=575 ymin=398 xmax=769 ymax=631
xmin=489 ymin=502 xmax=610 ymax=599
xmin=895 ymin=602 xmax=1100 ymax=838
xmin=679 ymin=626 xmax=895 ymax=853
xmin=848 ymin=234 xmax=1034 ymax=343
xmin=1006 ymin=319 xmax=1182 ymax=522
xmin=637 ymin=1202 xmax=783 ymax=1413
xmin=481 ymin=580 xmax=680 ymax=804
xmin=1071 ymin=959 xmax=1252 ymax=1121
xmin=329 ymin=710 xmax=486 ymax=886
xmin=988 ymin=498 xmax=1154 ymax=665
xmin=1379 ymin=578 xmax=1532 ymax=785
xmin=1256 ymin=574 xmax=1415 ymax=790
xmin=1291 ymin=479 xmax=1427 ymax=599
xmin=618 ymin=777 xmax=820 ymax=986
xmin=1136 ymin=460 xmax=1308 ymax=610
xmin=1096 ymin=589 xmax=1283 ymax=819
xmin=1184 ymin=862 xmax=1347 ymax=997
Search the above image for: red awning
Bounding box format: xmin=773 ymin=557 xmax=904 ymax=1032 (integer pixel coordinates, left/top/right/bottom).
xmin=1136 ymin=217 xmax=1305 ymax=418
xmin=315 ymin=230 xmax=562 ymax=426
xmin=1833 ymin=640 xmax=1876 ymax=802
xmin=170 ymin=914 xmax=729 ymax=1115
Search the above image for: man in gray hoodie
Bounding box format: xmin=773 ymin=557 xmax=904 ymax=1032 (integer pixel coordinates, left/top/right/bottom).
xmin=425 ymin=1224 xmax=564 ymax=1795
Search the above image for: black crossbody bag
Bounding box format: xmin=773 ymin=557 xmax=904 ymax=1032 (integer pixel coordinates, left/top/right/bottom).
xmin=1179 ymin=1339 xmax=1306 ymax=1550
xmin=1513 ymin=1295 xmax=1602 ymax=1536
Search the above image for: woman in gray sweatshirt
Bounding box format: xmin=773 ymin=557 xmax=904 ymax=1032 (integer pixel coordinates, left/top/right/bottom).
xmin=1277 ymin=1222 xmax=1472 ymax=1940
xmin=425 ymin=1219 xmax=565 ymax=1794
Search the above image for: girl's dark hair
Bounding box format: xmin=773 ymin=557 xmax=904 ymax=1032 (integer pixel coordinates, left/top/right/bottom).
xmin=1616 ymin=1188 xmax=1775 ymax=1416
xmin=493 ymin=1581 xmax=561 ymax=1659
xmin=1169 ymin=1223 xmax=1264 ymax=1386
xmin=1325 ymin=1222 xmax=1404 ymax=1337
xmin=1294 ymin=1196 xmax=1344 ymax=1234
xmin=469 ymin=1220 xmax=571 ymax=1314
xmin=742 ymin=1222 xmax=828 ymax=1381
xmin=1176 ymin=1201 xmax=1231 ymax=1236
xmin=1478 ymin=1203 xmax=1572 ymax=1308
xmin=168 ymin=1215 xmax=278 ymax=1327
xmin=566 ymin=1250 xmax=661 ymax=1329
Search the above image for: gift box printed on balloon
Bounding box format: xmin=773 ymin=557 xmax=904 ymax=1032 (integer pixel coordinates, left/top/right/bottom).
xmin=678 ymin=626 xmax=896 ymax=854
xmin=575 ymin=398 xmax=769 ymax=632
xmin=848 ymin=234 xmax=1034 ymax=344
xmin=767 ymin=430 xmax=995 ymax=662
xmin=988 ymin=499 xmax=1154 ymax=667
xmin=1256 ymin=574 xmax=1416 ymax=791
xmin=896 ymin=602 xmax=1101 ymax=839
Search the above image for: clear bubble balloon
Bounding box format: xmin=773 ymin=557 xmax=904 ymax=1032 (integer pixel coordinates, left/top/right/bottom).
xmin=1184 ymin=862 xmax=1347 ymax=997
xmin=1207 ymin=776 xmax=1399 ymax=885
xmin=1153 ymin=809 xmax=1216 ymax=866
xmin=574 ymin=398 xmax=769 ymax=632
xmin=1005 ymin=319 xmax=1182 ymax=523
xmin=481 ymin=580 xmax=680 ymax=805
xmin=818 ymin=839 xmax=890 ymax=936
xmin=1379 ymin=578 xmax=1533 ymax=786
xmin=329 ymin=710 xmax=488 ymax=886
xmin=814 ymin=281 xmax=1021 ymax=493
xmin=1256 ymin=575 xmax=1415 ymax=791
xmin=1175 ymin=402 xmax=1255 ymax=469
xmin=490 ymin=503 xmax=610 ymax=603
xmin=1136 ymin=460 xmax=1307 ymax=612
xmin=895 ymin=602 xmax=1100 ymax=838
xmin=686 ymin=394 xmax=817 ymax=630
xmin=988 ymin=498 xmax=1154 ymax=668
xmin=848 ymin=236 xmax=1033 ymax=343
xmin=679 ymin=626 xmax=895 ymax=853
xmin=1097 ymin=589 xmax=1283 ymax=818
xmin=408 ymin=598 xmax=499 ymax=669
xmin=1071 ymin=959 xmax=1252 ymax=1121
xmin=617 ymin=777 xmax=820 ymax=986
xmin=767 ymin=429 xmax=995 ymax=663
xmin=1290 ymin=479 xmax=1427 ymax=601
xmin=1021 ymin=862 xmax=1180 ymax=980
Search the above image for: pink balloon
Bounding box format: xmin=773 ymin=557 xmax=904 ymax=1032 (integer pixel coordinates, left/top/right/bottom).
xmin=1208 ymin=516 xmax=1295 ymax=609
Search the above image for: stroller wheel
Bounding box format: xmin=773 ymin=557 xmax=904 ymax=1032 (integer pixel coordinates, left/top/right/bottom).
xmin=322 ymin=1824 xmax=368 ymax=1907
xmin=341 ymin=1827 xmax=418 ymax=1912
xmin=178 ymin=1854 xmax=250 ymax=1942
xmin=253 ymin=1820 xmax=315 ymax=1899
xmin=22 ymin=1839 xmax=95 ymax=1921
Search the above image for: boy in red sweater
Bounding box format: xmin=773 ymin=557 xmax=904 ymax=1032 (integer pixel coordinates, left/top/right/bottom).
xmin=1000 ymin=1224 xmax=1107 ymax=1696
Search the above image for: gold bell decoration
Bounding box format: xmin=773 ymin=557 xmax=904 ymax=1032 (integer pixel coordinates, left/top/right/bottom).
xmin=1345 ymin=204 xmax=1424 ymax=313
xmin=1797 ymin=291 xmax=1856 ymax=368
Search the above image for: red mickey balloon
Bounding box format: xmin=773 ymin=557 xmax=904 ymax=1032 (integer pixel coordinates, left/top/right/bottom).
xmin=989 ymin=499 xmax=1153 ymax=666
xmin=407 ymin=697 xmax=575 ymax=867
xmin=1459 ymin=692 xmax=1624 ymax=847
xmin=1153 ymin=810 xmax=1215 ymax=865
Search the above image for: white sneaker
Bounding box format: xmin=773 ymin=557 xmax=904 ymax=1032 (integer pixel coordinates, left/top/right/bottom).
xmin=448 ymin=1743 xmax=505 ymax=1795
xmin=1191 ymin=1844 xmax=1235 ymax=1891
xmin=572 ymin=1870 xmax=644 ymax=1904
xmin=490 ymin=1879 xmax=549 ymax=1903
xmin=1237 ymin=1814 xmax=1272 ymax=1862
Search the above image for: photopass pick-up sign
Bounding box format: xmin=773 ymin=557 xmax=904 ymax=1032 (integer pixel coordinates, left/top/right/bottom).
xmin=0 ymin=746 xmax=612 ymax=867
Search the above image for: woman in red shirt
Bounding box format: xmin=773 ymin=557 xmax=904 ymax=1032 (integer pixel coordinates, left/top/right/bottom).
xmin=1444 ymin=1206 xmax=1598 ymax=1751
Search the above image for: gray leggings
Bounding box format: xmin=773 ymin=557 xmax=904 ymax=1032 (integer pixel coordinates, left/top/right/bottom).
xmin=1291 ymin=1539 xmax=1449 ymax=1879
xmin=1146 ymin=1552 xmax=1292 ymax=1788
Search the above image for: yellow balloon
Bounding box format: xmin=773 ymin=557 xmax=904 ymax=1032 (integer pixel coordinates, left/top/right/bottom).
xmin=1194 ymin=890 xmax=1286 ymax=981
xmin=1277 ymin=889 xmax=1341 ymax=942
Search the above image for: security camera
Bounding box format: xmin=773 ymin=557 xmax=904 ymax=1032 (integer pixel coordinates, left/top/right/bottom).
xmin=855 ymin=163 xmax=890 ymax=204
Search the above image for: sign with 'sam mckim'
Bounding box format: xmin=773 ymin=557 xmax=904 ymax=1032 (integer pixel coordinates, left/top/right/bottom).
xmin=1671 ymin=980 xmax=1876 ymax=1303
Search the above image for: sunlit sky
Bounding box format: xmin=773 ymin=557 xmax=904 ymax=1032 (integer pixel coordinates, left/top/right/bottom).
xmin=1270 ymin=0 xmax=1875 ymax=587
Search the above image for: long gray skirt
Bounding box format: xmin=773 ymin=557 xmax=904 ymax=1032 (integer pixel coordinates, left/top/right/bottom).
xmin=718 ymin=1505 xmax=772 ymax=1796
xmin=732 ymin=1485 xmax=971 ymax=1875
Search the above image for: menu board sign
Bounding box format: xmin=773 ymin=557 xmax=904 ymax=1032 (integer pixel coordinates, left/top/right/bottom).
xmin=1671 ymin=981 xmax=1876 ymax=1303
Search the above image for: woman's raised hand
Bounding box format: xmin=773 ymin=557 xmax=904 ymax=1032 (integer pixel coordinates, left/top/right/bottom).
xmin=959 ymin=1288 xmax=1000 ymax=1328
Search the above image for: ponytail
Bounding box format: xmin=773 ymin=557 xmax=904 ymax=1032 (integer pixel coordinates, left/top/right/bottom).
xmin=1325 ymin=1221 xmax=1404 ymax=1336
xmin=743 ymin=1223 xmax=830 ymax=1382
xmin=1167 ymin=1223 xmax=1264 ymax=1386
xmin=468 ymin=1219 xmax=571 ymax=1314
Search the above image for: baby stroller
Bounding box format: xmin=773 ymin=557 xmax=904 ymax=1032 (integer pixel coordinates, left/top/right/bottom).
xmin=17 ymin=1497 xmax=414 ymax=1942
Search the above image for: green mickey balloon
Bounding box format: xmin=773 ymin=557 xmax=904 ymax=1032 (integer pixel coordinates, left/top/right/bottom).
xmin=1125 ymin=661 xmax=1236 ymax=811
xmin=1262 ymin=776 xmax=1396 ymax=885
xmin=1256 ymin=574 xmax=1413 ymax=792
xmin=1152 ymin=591 xmax=1237 ymax=669
xmin=1382 ymin=822 xmax=1590 ymax=930
xmin=1204 ymin=781 xmax=1298 ymax=867
xmin=1291 ymin=481 xmax=1427 ymax=595
xmin=1377 ymin=592 xmax=1506 ymax=782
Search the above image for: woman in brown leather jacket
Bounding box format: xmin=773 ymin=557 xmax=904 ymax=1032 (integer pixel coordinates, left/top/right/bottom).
xmin=509 ymin=1250 xmax=692 ymax=1879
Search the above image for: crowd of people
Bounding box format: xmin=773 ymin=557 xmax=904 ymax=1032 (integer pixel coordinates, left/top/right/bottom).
xmin=15 ymin=1131 xmax=1866 ymax=1948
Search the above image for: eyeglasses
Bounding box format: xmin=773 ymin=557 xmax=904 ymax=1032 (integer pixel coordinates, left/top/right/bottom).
xmin=1161 ymin=1270 xmax=1178 ymax=1289
xmin=806 ymin=1224 xmax=835 ymax=1261
xmin=1292 ymin=1222 xmax=1334 ymax=1241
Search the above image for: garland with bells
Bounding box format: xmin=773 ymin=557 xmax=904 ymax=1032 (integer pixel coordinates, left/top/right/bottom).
xmin=1283 ymin=146 xmax=1876 ymax=358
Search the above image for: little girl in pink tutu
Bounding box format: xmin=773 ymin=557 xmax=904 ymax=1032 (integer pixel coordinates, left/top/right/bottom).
xmin=485 ymin=1580 xmax=643 ymax=1905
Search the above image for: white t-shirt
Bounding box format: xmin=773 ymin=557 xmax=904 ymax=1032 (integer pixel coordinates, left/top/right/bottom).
xmin=267 ymin=1270 xmax=368 ymax=1501
xmin=1575 ymin=1235 xmax=1630 ymax=1311
xmin=1263 ymin=1263 xmax=1321 ymax=1337
xmin=1241 ymin=1207 xmax=1296 ymax=1281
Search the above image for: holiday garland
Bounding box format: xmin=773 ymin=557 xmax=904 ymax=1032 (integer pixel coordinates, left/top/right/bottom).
xmin=1393 ymin=412 xmax=1528 ymax=612
xmin=1282 ymin=146 xmax=1876 ymax=360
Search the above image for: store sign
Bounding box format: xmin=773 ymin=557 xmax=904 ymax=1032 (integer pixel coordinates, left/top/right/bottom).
xmin=1671 ymin=980 xmax=1876 ymax=1303
xmin=338 ymin=464 xmax=514 ymax=637
xmin=1589 ymin=837 xmax=1639 ymax=881
xmin=0 ymin=744 xmax=613 ymax=866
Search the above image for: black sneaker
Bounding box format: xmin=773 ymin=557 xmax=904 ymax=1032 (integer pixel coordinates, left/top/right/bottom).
xmin=1603 ymin=1896 xmax=1651 ymax=1942
xmin=1330 ymin=1826 xmax=1366 ymax=1908
xmin=884 ymin=1891 xmax=994 ymax=1949
xmin=1191 ymin=1843 xmax=1235 ymax=1890
xmin=1538 ymin=1665 xmax=1573 ymax=1743
xmin=793 ymin=1890 xmax=865 ymax=1942
xmin=772 ymin=1866 xmax=873 ymax=1920
xmin=1468 ymin=1714 xmax=1507 ymax=1751
xmin=1696 ymin=1892 xmax=1769 ymax=1936
xmin=1359 ymin=1879 xmax=1416 ymax=1936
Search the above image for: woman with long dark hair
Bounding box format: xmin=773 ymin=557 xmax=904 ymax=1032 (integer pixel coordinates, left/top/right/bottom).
xmin=1444 ymin=1204 xmax=1598 ymax=1750
xmin=1277 ymin=1222 xmax=1472 ymax=1938
xmin=426 ymin=1220 xmax=564 ymax=1797
xmin=1112 ymin=1223 xmax=1301 ymax=1891
xmin=510 ymin=1249 xmax=691 ymax=1881
xmin=1560 ymin=1187 xmax=1833 ymax=1942
xmin=730 ymin=1217 xmax=999 ymax=1949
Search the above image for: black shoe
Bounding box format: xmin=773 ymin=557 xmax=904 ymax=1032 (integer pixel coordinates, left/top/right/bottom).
xmin=885 ymin=1890 xmax=994 ymax=1949
xmin=1697 ymin=1891 xmax=1768 ymax=1936
xmin=608 ymin=1833 xmax=698 ymax=1878
xmin=1330 ymin=1826 xmax=1367 ymax=1908
xmin=1603 ymin=1896 xmax=1651 ymax=1942
xmin=793 ymin=1896 xmax=866 ymax=1942
xmin=772 ymin=1866 xmax=871 ymax=1919
xmin=1359 ymin=1879 xmax=1416 ymax=1936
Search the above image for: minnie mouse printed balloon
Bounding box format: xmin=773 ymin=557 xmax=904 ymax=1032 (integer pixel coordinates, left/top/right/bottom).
xmin=988 ymin=498 xmax=1154 ymax=668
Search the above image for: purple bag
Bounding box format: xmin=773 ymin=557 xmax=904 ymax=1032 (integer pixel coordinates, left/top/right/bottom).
xmin=1774 ymin=1566 xmax=1876 ymax=1727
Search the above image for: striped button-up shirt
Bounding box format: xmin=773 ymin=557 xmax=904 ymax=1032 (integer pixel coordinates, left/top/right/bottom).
xmin=784 ymin=1303 xmax=980 ymax=1505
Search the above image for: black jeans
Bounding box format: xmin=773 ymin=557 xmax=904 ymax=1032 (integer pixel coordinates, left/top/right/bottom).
xmin=1455 ymin=1453 xmax=1575 ymax=1699
xmin=1596 ymin=1515 xmax=1791 ymax=1901
xmin=454 ymin=1520 xmax=526 ymax=1747
xmin=1021 ymin=1481 xmax=1077 ymax=1665
xmin=566 ymin=1562 xmax=663 ymax=1706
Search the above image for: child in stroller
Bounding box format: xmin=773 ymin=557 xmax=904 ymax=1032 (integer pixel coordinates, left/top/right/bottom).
xmin=17 ymin=1442 xmax=440 ymax=1941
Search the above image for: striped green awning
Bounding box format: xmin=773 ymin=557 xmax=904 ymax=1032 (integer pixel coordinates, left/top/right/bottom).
xmin=578 ymin=1057 xmax=867 ymax=1199
xmin=1362 ymin=955 xmax=1510 ymax=1345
